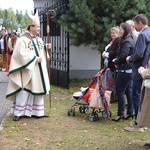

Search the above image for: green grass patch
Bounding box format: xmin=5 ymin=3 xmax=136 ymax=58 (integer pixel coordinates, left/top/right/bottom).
xmin=0 ymin=79 xmax=149 ymax=150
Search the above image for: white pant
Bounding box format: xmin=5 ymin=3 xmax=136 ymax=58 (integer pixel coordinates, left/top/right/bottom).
xmin=11 ymin=90 xmax=44 ymax=117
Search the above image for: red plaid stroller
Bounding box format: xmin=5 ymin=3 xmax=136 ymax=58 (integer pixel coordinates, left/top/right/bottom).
xmin=68 ymin=68 xmax=114 ymax=121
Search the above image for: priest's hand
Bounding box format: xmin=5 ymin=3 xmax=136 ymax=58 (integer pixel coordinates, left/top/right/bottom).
xmin=36 ymin=57 xmax=42 ymax=63
xmin=46 ymin=43 xmax=51 ymax=50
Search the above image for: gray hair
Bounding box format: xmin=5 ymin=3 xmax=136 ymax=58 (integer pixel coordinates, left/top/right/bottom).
xmin=126 ymin=20 xmax=135 ymax=27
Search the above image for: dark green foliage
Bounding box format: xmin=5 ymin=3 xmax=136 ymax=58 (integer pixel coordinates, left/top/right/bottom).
xmin=58 ymin=0 xmax=150 ymax=51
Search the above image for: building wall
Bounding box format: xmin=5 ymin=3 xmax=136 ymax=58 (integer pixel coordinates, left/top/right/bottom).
xmin=70 ymin=45 xmax=100 ymax=79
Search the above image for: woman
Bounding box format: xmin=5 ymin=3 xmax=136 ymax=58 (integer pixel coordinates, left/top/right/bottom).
xmin=112 ymin=23 xmax=135 ymax=122
xmin=102 ymin=26 xmax=120 ymax=103
xmin=0 ymin=28 xmax=9 ymax=71
xmin=102 ymin=26 xmax=120 ymax=72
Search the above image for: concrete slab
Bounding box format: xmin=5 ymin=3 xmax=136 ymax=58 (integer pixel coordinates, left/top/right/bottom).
xmin=0 ymin=71 xmax=12 ymax=126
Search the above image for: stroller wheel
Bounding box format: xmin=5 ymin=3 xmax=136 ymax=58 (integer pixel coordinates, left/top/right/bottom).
xmin=72 ymin=108 xmax=75 ymax=116
xmin=88 ymin=114 xmax=95 ymax=122
xmin=102 ymin=110 xmax=112 ymax=118
xmin=68 ymin=109 xmax=71 ymax=116
xmin=93 ymin=113 xmax=99 ymax=121
xmin=68 ymin=108 xmax=76 ymax=116
xmin=84 ymin=106 xmax=89 ymax=113
xmin=88 ymin=113 xmax=98 ymax=122
xmin=79 ymin=106 xmax=85 ymax=113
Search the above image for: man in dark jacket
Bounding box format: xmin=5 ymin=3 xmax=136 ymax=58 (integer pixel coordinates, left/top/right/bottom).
xmin=125 ymin=14 xmax=150 ymax=132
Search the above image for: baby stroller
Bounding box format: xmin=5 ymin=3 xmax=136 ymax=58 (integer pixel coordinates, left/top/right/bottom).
xmin=68 ymin=68 xmax=114 ymax=122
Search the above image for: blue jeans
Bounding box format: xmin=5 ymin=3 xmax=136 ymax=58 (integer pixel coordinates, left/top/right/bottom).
xmin=132 ymin=79 xmax=143 ymax=119
xmin=116 ymin=72 xmax=133 ymax=116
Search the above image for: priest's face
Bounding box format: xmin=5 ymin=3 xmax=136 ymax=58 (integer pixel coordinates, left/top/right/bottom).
xmin=30 ymin=25 xmax=40 ymax=35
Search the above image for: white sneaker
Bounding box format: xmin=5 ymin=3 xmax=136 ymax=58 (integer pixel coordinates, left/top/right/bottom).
xmin=124 ymin=125 xmax=144 ymax=132
xmin=129 ymin=123 xmax=147 ymax=130
xmin=139 ymin=126 xmax=147 ymax=130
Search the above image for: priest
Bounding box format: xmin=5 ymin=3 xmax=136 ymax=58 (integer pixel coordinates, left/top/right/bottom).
xmin=6 ymin=10 xmax=50 ymax=121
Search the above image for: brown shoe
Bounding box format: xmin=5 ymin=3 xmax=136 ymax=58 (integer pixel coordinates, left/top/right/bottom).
xmin=124 ymin=125 xmax=144 ymax=132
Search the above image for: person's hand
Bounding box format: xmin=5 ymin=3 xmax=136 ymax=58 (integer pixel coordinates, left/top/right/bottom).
xmin=126 ymin=56 xmax=130 ymax=63
xmin=36 ymin=57 xmax=42 ymax=63
xmin=102 ymin=52 xmax=106 ymax=59
xmin=112 ymin=58 xmax=117 ymax=68
xmin=114 ymin=64 xmax=118 ymax=68
xmin=112 ymin=58 xmax=116 ymax=62
xmin=46 ymin=43 xmax=51 ymax=50
xmin=102 ymin=52 xmax=109 ymax=59
xmin=96 ymin=69 xmax=104 ymax=77
xmin=138 ymin=66 xmax=145 ymax=74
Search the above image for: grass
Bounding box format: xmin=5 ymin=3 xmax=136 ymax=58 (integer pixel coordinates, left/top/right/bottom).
xmin=0 ymin=79 xmax=149 ymax=150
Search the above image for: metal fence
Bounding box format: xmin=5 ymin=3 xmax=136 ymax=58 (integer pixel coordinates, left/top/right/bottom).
xmin=36 ymin=0 xmax=70 ymax=89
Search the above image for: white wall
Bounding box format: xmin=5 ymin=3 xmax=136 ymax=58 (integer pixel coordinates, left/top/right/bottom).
xmin=70 ymin=45 xmax=101 ymax=79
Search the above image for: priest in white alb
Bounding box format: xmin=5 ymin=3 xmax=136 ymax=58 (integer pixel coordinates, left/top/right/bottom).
xmin=6 ymin=9 xmax=50 ymax=121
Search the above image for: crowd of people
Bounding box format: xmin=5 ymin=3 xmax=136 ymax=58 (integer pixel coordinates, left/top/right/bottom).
xmin=0 ymin=27 xmax=19 ymax=72
xmin=102 ymin=14 xmax=150 ymax=149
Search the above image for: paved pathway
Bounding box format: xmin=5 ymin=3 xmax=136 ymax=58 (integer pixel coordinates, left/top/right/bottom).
xmin=0 ymin=71 xmax=12 ymax=129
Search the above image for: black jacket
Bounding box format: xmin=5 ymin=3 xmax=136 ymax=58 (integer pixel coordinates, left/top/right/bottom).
xmin=108 ymin=38 xmax=119 ymax=72
xmin=114 ymin=35 xmax=135 ymax=70
xmin=102 ymin=38 xmax=119 ymax=72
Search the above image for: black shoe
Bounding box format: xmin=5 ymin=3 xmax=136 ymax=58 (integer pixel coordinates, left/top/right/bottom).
xmin=42 ymin=114 xmax=49 ymax=118
xmin=145 ymin=143 xmax=150 ymax=147
xmin=13 ymin=116 xmax=21 ymax=121
xmin=124 ymin=114 xmax=134 ymax=120
xmin=32 ymin=114 xmax=49 ymax=118
xmin=112 ymin=116 xmax=124 ymax=122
